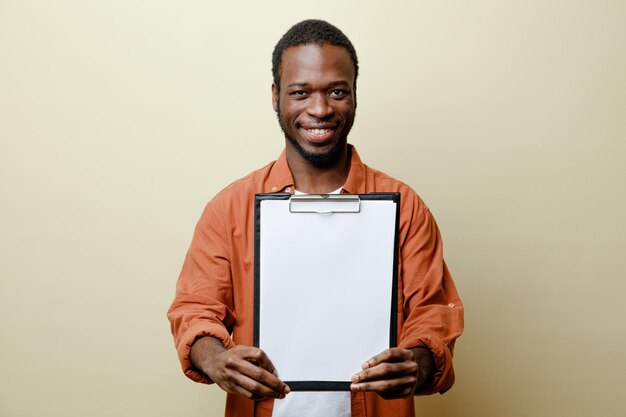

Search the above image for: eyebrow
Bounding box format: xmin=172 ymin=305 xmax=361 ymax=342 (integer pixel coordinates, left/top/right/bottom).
xmin=287 ymin=82 xmax=309 ymax=88
xmin=286 ymin=81 xmax=350 ymax=88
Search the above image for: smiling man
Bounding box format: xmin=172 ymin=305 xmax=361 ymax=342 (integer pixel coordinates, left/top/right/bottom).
xmin=168 ymin=19 xmax=463 ymax=417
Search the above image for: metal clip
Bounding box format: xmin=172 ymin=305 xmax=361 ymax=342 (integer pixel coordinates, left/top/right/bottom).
xmin=289 ymin=194 xmax=361 ymax=214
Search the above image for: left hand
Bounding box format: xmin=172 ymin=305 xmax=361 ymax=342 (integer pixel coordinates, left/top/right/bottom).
xmin=350 ymin=347 xmax=434 ymax=399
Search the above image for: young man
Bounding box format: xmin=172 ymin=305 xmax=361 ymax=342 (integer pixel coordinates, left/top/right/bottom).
xmin=168 ymin=19 xmax=463 ymax=417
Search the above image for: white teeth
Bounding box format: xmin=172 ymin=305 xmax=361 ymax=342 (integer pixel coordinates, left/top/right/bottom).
xmin=307 ymin=128 xmax=330 ymax=135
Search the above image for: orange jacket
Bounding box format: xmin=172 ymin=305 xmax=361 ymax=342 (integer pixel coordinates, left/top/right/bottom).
xmin=167 ymin=146 xmax=464 ymax=417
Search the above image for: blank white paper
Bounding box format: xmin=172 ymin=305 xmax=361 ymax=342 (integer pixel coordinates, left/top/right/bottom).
xmin=258 ymin=198 xmax=397 ymax=383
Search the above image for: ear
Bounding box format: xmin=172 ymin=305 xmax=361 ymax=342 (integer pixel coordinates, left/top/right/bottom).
xmin=271 ymin=83 xmax=279 ymax=112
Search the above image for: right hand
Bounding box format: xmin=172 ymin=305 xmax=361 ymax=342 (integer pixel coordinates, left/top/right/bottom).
xmin=191 ymin=337 xmax=290 ymax=401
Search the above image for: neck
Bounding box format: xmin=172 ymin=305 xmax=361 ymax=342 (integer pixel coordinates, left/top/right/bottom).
xmin=285 ymin=144 xmax=351 ymax=194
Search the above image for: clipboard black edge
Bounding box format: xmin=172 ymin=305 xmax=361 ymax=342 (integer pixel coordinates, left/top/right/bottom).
xmin=284 ymin=381 xmax=351 ymax=391
xmin=253 ymin=192 xmax=400 ymax=389
xmin=391 ymin=193 xmax=400 ymax=348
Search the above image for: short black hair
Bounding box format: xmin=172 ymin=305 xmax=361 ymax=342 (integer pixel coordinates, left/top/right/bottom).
xmin=272 ymin=19 xmax=359 ymax=91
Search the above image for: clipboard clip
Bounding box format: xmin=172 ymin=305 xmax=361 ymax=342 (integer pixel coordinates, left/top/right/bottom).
xmin=289 ymin=194 xmax=361 ymax=214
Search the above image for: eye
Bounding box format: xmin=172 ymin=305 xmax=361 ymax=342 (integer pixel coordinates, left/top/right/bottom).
xmin=290 ymin=90 xmax=307 ymax=97
xmin=329 ymin=89 xmax=348 ymax=98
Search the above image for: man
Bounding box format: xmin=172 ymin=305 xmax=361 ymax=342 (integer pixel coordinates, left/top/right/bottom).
xmin=168 ymin=19 xmax=463 ymax=417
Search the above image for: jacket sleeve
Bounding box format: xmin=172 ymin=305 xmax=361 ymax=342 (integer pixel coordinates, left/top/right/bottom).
xmin=167 ymin=199 xmax=236 ymax=384
xmin=397 ymin=195 xmax=464 ymax=395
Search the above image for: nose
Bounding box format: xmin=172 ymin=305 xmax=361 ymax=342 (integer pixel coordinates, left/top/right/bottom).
xmin=306 ymin=93 xmax=334 ymax=119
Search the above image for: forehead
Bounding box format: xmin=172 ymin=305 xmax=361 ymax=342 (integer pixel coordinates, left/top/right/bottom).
xmin=279 ymin=43 xmax=355 ymax=87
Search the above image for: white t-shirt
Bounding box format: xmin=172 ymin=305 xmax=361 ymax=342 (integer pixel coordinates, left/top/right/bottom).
xmin=272 ymin=187 xmax=351 ymax=417
xmin=272 ymin=391 xmax=350 ymax=417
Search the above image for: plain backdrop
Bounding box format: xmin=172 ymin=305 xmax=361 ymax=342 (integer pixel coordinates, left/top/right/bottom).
xmin=1 ymin=1 xmax=625 ymax=416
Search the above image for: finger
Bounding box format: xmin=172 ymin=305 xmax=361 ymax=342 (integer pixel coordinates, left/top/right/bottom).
xmin=229 ymin=372 xmax=287 ymax=400
xmin=237 ymin=346 xmax=279 ymax=375
xmin=221 ymin=347 xmax=290 ymax=395
xmin=232 ymin=359 xmax=290 ymax=396
xmin=352 ymin=360 xmax=418 ymax=383
xmin=219 ymin=379 xmax=263 ymax=401
xmin=251 ymin=348 xmax=279 ymax=376
xmin=350 ymin=375 xmax=417 ymax=394
xmin=246 ymin=348 xmax=288 ymax=390
xmin=231 ymin=382 xmax=267 ymax=401
xmin=361 ymin=348 xmax=414 ymax=369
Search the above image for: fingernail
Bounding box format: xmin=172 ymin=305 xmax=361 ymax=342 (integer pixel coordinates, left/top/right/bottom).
xmin=361 ymin=362 xmax=369 ymax=369
xmin=284 ymin=386 xmax=291 ymax=394
xmin=351 ymin=374 xmax=358 ymax=382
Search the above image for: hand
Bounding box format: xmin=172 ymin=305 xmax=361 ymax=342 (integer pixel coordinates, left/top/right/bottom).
xmin=191 ymin=337 xmax=290 ymax=401
xmin=350 ymin=347 xmax=434 ymax=399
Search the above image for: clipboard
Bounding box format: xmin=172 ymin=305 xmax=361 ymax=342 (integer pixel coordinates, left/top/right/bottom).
xmin=254 ymin=193 xmax=400 ymax=391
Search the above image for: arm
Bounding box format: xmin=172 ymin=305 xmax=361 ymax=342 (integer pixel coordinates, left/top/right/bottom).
xmin=397 ymin=203 xmax=464 ymax=395
xmin=167 ymin=200 xmax=236 ymax=384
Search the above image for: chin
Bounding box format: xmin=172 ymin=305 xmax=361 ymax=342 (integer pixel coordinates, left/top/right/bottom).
xmin=288 ymin=135 xmax=347 ymax=168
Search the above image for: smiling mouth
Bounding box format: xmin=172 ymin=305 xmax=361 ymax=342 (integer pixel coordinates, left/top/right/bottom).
xmin=301 ymin=126 xmax=336 ymax=144
xmin=306 ymin=128 xmax=333 ymax=136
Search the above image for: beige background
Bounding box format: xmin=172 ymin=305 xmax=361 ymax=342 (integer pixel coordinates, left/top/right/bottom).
xmin=1 ymin=1 xmax=625 ymax=416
